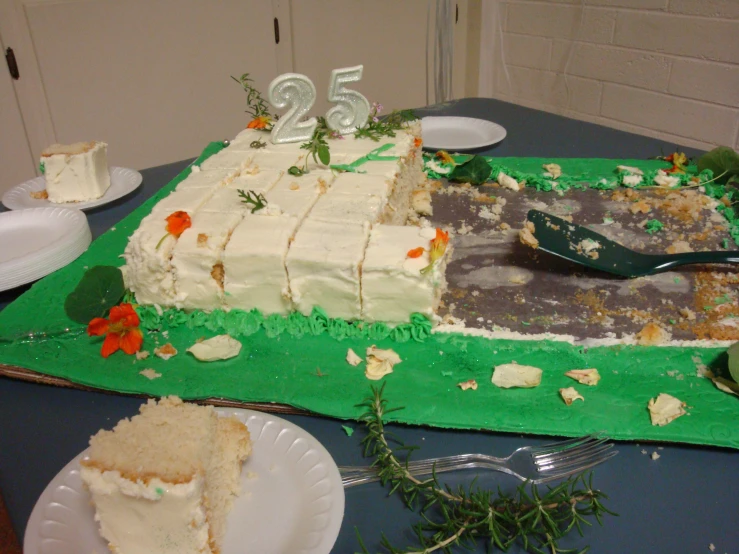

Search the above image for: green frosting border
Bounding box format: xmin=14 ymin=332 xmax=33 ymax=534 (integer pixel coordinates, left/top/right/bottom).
xmin=0 ymin=143 xmax=737 ymax=450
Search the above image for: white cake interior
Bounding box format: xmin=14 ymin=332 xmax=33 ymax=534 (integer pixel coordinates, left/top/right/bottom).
xmin=41 ymin=140 xmax=111 ymax=203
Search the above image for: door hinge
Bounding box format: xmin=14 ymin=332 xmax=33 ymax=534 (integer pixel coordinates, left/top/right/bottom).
xmin=5 ymin=47 xmax=19 ymax=80
xmin=274 ymin=17 xmax=280 ymax=44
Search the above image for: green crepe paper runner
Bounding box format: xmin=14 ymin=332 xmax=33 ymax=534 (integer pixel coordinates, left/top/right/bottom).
xmin=1 ymin=143 xmax=738 ymax=449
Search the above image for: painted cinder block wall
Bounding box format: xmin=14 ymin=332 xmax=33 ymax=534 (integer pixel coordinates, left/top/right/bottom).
xmin=483 ymin=0 xmax=739 ymax=152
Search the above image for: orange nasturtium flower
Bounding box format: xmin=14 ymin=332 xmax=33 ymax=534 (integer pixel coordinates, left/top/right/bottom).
xmin=156 ymin=211 xmax=191 ymax=249
xmin=166 ymin=211 xmax=191 ymax=237
xmin=664 ymin=152 xmax=688 ymax=174
xmin=247 ymin=115 xmax=271 ymax=130
xmin=435 ymin=150 xmax=454 ymax=165
xmin=87 ymin=303 xmax=143 ymax=358
xmin=414 ymin=137 xmax=423 ymax=149
xmin=421 ymin=228 xmax=450 ymax=274
xmin=407 ymin=246 xmax=425 ymax=258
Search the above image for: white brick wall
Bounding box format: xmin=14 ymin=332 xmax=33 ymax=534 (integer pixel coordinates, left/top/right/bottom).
xmin=485 ymin=0 xmax=739 ymax=150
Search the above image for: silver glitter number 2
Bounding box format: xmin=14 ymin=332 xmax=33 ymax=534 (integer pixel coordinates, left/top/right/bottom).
xmin=268 ymin=73 xmax=318 ymax=144
xmin=326 ymin=65 xmax=371 ymax=136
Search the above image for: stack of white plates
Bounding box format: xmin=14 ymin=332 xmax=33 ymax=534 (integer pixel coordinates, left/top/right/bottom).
xmin=0 ymin=207 xmax=92 ymax=292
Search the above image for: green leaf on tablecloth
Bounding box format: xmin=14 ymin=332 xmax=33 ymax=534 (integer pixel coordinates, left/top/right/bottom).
xmin=697 ymin=146 xmax=739 ymax=184
xmin=448 ymin=155 xmax=492 ymax=186
xmin=64 ymin=266 xmax=125 ymax=324
xmin=728 ymin=342 xmax=739 ymax=383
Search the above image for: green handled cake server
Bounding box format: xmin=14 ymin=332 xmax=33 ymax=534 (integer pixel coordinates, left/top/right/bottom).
xmin=527 ymin=209 xmax=739 ymax=278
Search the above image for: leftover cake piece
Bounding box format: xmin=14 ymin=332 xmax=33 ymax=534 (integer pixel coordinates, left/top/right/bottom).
xmin=224 ymin=213 xmax=299 ymax=314
xmin=361 ymin=225 xmax=450 ymax=323
xmin=41 ymin=141 xmax=110 ymax=202
xmin=80 ymin=396 xmax=251 ymax=554
xmin=171 ymin=212 xmax=243 ymax=310
xmin=286 ymin=219 xmax=370 ymax=320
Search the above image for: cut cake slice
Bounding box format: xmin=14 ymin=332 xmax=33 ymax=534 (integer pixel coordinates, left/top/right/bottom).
xmin=80 ymin=396 xmax=251 ymax=554
xmin=41 ymin=140 xmax=111 ymax=203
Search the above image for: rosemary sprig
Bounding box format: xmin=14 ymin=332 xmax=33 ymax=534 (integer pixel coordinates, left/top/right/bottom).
xmin=355 ymin=384 xmax=616 ymax=553
xmin=288 ymin=117 xmax=331 ymax=176
xmin=250 ymin=139 xmax=267 ymax=149
xmin=231 ymin=73 xmax=272 ymax=120
xmin=355 ymin=105 xmax=418 ymax=142
xmin=237 ymin=189 xmax=267 ymax=213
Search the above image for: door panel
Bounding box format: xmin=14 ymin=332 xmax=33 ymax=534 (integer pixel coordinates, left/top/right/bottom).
xmin=24 ymin=0 xmax=278 ymax=170
xmin=0 ymin=34 xmax=35 ymax=194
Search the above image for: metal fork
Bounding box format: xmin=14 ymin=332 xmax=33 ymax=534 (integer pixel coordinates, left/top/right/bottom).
xmin=340 ymin=434 xmax=617 ymax=488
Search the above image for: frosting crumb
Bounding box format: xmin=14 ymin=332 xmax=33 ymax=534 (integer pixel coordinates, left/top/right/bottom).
xmin=346 ymin=348 xmax=362 ymax=366
xmin=186 ymin=334 xmax=241 ymax=361
xmin=648 ymin=393 xmax=687 ymax=426
xmin=154 ymin=343 xmax=178 ymax=360
xmin=365 ymin=346 xmax=402 ymax=381
xmin=457 ymin=379 xmax=478 ymax=391
xmin=135 ymin=350 xmax=150 ymax=361
xmin=519 ymin=221 xmax=539 ymax=249
xmin=139 ymin=369 xmax=161 ymax=380
xmin=492 ymin=363 xmax=542 ymax=389
xmin=559 ymin=387 xmax=584 ymax=405
xmin=565 ymin=368 xmax=601 ymax=386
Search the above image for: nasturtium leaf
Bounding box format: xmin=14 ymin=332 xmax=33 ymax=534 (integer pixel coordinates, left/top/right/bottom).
xmin=318 ymin=145 xmax=330 ymax=166
xmin=728 ymin=341 xmax=739 ymax=383
xmin=64 ymin=266 xmax=125 ymax=324
xmin=448 ymin=155 xmax=492 ymax=186
xmin=697 ymin=146 xmax=739 ymax=184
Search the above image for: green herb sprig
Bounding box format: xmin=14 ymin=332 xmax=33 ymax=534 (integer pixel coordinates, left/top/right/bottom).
xmin=355 ymin=106 xmax=418 ymax=142
xmin=288 ymin=117 xmax=331 ymax=176
xmin=237 ymin=189 xmax=268 ymax=213
xmin=355 ymin=384 xmax=615 ymax=553
xmin=250 ymin=139 xmax=267 ymax=149
xmin=231 ymin=73 xmax=272 ymax=120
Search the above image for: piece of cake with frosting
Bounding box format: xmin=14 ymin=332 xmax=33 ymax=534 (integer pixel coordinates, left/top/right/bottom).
xmin=80 ymin=396 xmax=251 ymax=554
xmin=41 ymin=140 xmax=111 ymax=202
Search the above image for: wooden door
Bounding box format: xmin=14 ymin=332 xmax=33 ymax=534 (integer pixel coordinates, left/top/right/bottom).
xmin=0 ymin=33 xmax=34 ymax=195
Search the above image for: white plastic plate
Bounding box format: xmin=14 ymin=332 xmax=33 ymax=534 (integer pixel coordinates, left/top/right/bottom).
xmin=0 ymin=207 xmax=91 ymax=291
xmin=421 ymin=116 xmax=507 ymax=150
xmin=2 ymin=167 xmax=143 ymax=211
xmin=24 ymin=408 xmax=345 ymax=554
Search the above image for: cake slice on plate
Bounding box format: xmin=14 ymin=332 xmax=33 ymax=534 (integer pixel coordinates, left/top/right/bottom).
xmin=80 ymin=396 xmax=251 ymax=554
xmin=41 ymin=140 xmax=111 ymax=203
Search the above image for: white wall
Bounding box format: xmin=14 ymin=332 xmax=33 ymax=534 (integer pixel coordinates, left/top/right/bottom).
xmin=480 ymin=0 xmax=739 ymax=151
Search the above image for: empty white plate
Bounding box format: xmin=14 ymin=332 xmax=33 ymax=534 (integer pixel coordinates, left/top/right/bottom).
xmin=421 ymin=116 xmax=507 ymax=150
xmin=2 ymin=167 xmax=143 ymax=211
xmin=0 ymin=207 xmax=91 ymax=291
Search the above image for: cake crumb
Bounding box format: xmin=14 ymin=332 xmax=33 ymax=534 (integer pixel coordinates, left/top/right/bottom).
xmin=197 ymin=233 xmax=209 ymax=247
xmin=211 ymin=263 xmax=225 ymax=289
xmin=412 ymin=189 xmax=433 ymax=216
xmin=499 ymin=222 xmax=510 ymax=230
xmin=492 ymin=363 xmax=542 ymax=389
xmin=641 ymin=449 xmax=647 ymax=455
xmin=666 ymin=241 xmax=693 ymax=254
xmin=346 ymin=348 xmax=362 ymax=366
xmin=154 ymin=343 xmax=178 ymax=360
xmin=708 ymin=544 xmax=715 ymax=552
xmin=135 ymin=350 xmax=150 ymax=361
xmin=139 ymin=369 xmax=161 ymax=380
xmin=636 ymin=322 xmax=671 ymax=345
xmin=559 ymin=387 xmax=584 ymax=405
xmin=519 ymin=221 xmax=539 ymax=249
xmin=565 ymin=368 xmax=601 ymax=386
xmin=651 ymin=451 xmax=660 ymax=461
xmin=289 ymin=183 xmax=300 ymax=191
xmin=679 ymin=307 xmax=696 ymax=321
xmin=457 ymin=379 xmax=478 ymax=391
xmin=648 ymin=393 xmax=687 ymax=426
xmin=497 ymin=171 xmax=522 ymax=191
xmin=542 ymin=163 xmax=562 ymax=179
xmin=365 ymin=346 xmax=401 ymax=381
xmin=30 ymin=189 xmax=49 ymax=200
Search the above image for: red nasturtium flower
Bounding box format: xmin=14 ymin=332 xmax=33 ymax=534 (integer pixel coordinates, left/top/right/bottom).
xmin=407 ymin=247 xmax=425 ymax=258
xmin=247 ymin=116 xmax=271 ymax=130
xmin=166 ymin=211 xmax=191 ymax=237
xmin=87 ymin=304 xmax=143 ymax=358
xmin=157 ymin=211 xmax=191 ymax=249
xmin=664 ymin=152 xmax=688 ymax=174
xmin=414 ymin=137 xmax=423 ymax=148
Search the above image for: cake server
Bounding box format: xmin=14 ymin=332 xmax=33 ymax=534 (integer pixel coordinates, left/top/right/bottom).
xmin=526 ymin=209 xmax=739 ymax=278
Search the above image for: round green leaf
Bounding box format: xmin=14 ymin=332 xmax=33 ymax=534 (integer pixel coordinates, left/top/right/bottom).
xmin=318 ymin=144 xmax=331 ymax=166
xmin=728 ymin=342 xmax=739 ymax=383
xmin=449 ymin=155 xmax=492 ymax=186
xmin=697 ymin=146 xmax=739 ymax=184
xmin=64 ymin=266 xmax=125 ymax=324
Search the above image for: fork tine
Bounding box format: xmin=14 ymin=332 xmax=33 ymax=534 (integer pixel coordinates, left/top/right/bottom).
xmin=529 ymin=433 xmax=601 ymax=455
xmin=534 ymin=437 xmax=609 ymax=465
xmin=533 ymin=450 xmax=618 ymax=484
xmin=537 ymin=443 xmax=615 ymax=473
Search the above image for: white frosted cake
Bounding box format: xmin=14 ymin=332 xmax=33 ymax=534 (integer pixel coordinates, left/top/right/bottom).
xmin=123 ymin=120 xmax=451 ymax=324
xmin=41 ymin=140 xmax=111 ymax=202
xmin=80 ymin=396 xmax=251 ymax=554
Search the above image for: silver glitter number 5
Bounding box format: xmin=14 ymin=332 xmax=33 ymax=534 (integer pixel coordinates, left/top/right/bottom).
xmin=326 ymin=65 xmax=371 ymax=136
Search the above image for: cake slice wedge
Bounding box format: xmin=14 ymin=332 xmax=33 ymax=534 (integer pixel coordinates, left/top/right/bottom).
xmin=41 ymin=140 xmax=111 ymax=202
xmin=80 ymin=396 xmax=251 ymax=554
